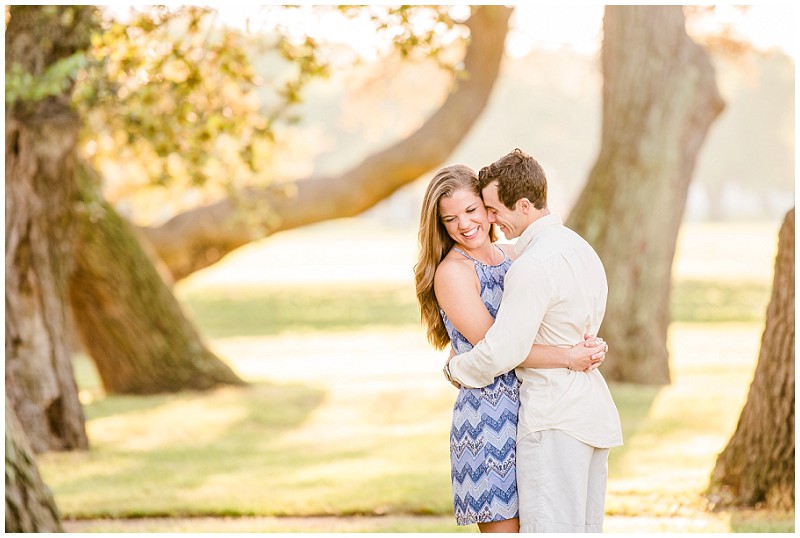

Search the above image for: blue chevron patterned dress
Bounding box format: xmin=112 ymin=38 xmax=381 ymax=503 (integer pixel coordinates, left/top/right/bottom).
xmin=441 ymin=246 xmax=520 ymax=526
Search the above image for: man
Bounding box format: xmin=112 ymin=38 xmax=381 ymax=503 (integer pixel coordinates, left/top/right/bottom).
xmin=444 ymin=149 xmax=623 ymax=533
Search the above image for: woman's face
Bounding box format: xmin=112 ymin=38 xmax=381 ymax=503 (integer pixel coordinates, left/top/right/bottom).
xmin=438 ymin=188 xmax=492 ymax=249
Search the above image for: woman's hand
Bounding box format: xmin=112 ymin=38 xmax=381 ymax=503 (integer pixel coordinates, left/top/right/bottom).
xmin=568 ymin=334 xmax=608 ymax=372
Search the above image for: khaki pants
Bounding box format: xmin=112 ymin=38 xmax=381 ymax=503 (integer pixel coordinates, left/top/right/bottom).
xmin=517 ymin=430 xmax=609 ymax=533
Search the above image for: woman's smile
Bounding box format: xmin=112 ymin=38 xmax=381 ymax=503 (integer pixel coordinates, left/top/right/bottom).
xmin=439 ymin=188 xmax=492 ymax=247
xmin=462 ymin=227 xmax=479 ymax=239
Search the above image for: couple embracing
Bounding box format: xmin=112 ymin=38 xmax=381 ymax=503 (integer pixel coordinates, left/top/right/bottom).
xmin=414 ymin=149 xmax=623 ymax=533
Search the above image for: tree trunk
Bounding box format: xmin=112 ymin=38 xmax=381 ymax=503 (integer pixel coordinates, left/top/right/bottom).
xmin=69 ymin=164 xmax=246 ymax=394
xmin=707 ymin=208 xmax=794 ymax=510
xmin=5 ymin=6 xmax=94 ymax=452
xmin=5 ymin=399 xmax=64 ymax=533
xmin=567 ymin=6 xmax=724 ymax=384
xmin=140 ymin=5 xmax=513 ymax=281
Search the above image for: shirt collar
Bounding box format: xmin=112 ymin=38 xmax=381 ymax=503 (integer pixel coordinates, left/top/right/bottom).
xmin=514 ymin=212 xmax=562 ymax=255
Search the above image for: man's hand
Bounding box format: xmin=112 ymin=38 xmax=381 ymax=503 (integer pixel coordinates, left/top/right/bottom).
xmin=568 ymin=334 xmax=609 ymax=372
xmin=444 ymin=346 xmax=462 ymax=389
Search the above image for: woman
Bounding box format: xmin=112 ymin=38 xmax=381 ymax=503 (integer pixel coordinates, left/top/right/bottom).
xmin=414 ymin=164 xmax=606 ymax=533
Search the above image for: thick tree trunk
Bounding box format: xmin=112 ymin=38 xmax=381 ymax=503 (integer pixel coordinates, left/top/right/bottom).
xmin=567 ymin=6 xmax=724 ymax=384
xmin=708 ymin=208 xmax=794 ymax=510
xmin=5 ymin=6 xmax=94 ymax=451
xmin=69 ymin=164 xmax=246 ymax=394
xmin=140 ymin=5 xmax=513 ymax=281
xmin=5 ymin=399 xmax=64 ymax=532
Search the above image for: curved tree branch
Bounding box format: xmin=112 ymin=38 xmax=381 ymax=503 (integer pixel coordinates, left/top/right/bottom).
xmin=140 ymin=6 xmax=513 ymax=281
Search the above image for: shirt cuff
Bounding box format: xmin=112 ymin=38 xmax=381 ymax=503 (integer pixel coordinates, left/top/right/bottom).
xmin=448 ymin=353 xmax=488 ymax=389
xmin=442 ymin=358 xmax=454 ymax=384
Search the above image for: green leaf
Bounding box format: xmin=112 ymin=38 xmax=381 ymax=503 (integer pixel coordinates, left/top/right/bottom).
xmin=6 ymin=52 xmax=88 ymax=106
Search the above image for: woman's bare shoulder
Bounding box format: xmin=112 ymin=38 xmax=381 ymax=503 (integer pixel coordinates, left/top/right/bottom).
xmin=434 ymin=251 xmax=474 ymax=283
xmin=434 ymin=252 xmax=480 ymax=304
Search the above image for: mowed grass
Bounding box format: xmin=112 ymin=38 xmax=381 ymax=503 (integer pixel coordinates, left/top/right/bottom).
xmin=173 ymin=219 xmax=775 ymax=336
xmin=40 ymin=219 xmax=793 ymax=532
xmin=51 ymin=323 xmax=792 ymax=533
xmin=176 ymin=279 xmax=771 ymax=339
xmin=180 ymin=284 xmax=420 ymax=338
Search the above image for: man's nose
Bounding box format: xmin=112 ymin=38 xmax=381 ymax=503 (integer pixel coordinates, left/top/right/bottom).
xmin=487 ymin=212 xmax=497 ymax=223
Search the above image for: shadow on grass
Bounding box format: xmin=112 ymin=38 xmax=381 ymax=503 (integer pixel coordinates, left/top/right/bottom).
xmin=606 ymin=382 xmax=662 ymax=474
xmin=671 ymin=280 xmax=770 ymax=324
xmin=729 ymin=509 xmax=796 ymax=533
xmin=74 ymin=353 xmax=180 ymax=420
xmin=84 ymin=392 xmax=182 ymax=421
xmin=178 ymin=284 xmax=420 ymax=338
xmin=51 ymin=381 xmax=327 ymax=518
xmin=173 ymin=279 xmax=771 ymax=340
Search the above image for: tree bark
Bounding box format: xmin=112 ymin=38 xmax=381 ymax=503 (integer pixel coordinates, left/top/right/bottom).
xmin=5 ymin=6 xmax=93 ymax=452
xmin=707 ymin=208 xmax=794 ymax=510
xmin=69 ymin=163 xmax=246 ymax=393
xmin=567 ymin=5 xmax=724 ymax=384
xmin=140 ymin=5 xmax=513 ymax=281
xmin=5 ymin=399 xmax=64 ymax=533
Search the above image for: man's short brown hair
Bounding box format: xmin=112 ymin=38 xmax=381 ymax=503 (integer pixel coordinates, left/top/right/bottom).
xmin=478 ymin=148 xmax=547 ymax=210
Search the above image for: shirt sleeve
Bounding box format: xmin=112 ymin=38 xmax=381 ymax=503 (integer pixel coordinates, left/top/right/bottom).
xmin=448 ymin=257 xmax=553 ymax=388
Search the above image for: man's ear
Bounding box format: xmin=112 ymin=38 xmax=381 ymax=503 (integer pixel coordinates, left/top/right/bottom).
xmin=516 ymin=198 xmax=533 ymax=214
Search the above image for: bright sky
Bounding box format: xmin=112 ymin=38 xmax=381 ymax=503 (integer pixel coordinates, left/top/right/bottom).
xmin=218 ymin=4 xmax=797 ymax=60
xmin=506 ymin=4 xmax=796 ymax=59
xmin=107 ymin=4 xmax=797 ymax=60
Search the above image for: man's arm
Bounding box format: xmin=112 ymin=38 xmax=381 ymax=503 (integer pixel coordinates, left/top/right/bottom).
xmin=447 ymin=258 xmax=552 ymax=388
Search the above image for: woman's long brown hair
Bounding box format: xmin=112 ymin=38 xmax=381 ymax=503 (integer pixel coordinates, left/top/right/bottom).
xmin=414 ymin=164 xmax=495 ymax=350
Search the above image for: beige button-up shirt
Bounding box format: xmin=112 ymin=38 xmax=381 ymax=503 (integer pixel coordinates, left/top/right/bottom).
xmin=448 ymin=213 xmax=623 ymax=448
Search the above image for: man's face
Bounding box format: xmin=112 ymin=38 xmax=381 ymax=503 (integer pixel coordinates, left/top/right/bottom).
xmin=481 ymin=181 xmax=525 ymax=240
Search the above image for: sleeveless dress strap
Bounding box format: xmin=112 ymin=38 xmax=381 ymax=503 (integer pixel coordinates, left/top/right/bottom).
xmin=452 ymin=245 xmax=508 ymax=266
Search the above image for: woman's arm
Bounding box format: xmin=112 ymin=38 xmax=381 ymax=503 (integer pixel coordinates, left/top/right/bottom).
xmin=434 ymin=259 xmax=495 ymax=346
xmin=520 ymin=335 xmax=607 ymax=371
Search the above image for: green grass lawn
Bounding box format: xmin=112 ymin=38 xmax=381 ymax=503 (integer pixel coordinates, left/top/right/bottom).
xmin=50 ymin=319 xmax=793 ymax=533
xmin=173 ymin=277 xmax=771 ymax=340
xmin=40 ymin=220 xmax=793 ymax=533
